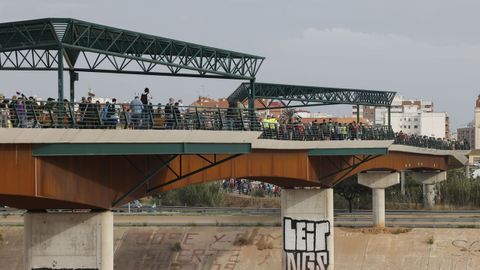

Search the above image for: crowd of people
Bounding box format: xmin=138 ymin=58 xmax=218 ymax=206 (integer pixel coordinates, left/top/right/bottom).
xmin=395 ymin=131 xmax=470 ymax=150
xmin=261 ymin=116 xmax=393 ymax=141
xmin=0 ymin=89 xmax=471 ymax=150
xmin=0 ymin=92 xmax=39 ymax=128
xmin=222 ymin=179 xmax=281 ymax=197
xmin=0 ymin=88 xmax=192 ymax=129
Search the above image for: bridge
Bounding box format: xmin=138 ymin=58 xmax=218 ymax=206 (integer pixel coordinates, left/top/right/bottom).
xmin=0 ymin=128 xmax=467 ymax=209
xmin=0 ymin=126 xmax=467 ymax=269
xmin=0 ymin=18 xmax=469 ymax=270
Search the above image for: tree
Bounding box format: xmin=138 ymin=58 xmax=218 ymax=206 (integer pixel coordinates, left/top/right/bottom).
xmin=279 ymin=108 xmax=296 ymax=124
xmin=334 ymin=175 xmax=369 ymax=213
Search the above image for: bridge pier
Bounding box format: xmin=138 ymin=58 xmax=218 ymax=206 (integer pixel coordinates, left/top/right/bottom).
xmin=282 ymin=188 xmax=334 ymax=270
xmin=411 ymin=171 xmax=447 ymax=209
xmin=358 ymin=172 xmax=400 ymax=227
xmin=24 ymin=211 xmax=113 ymax=270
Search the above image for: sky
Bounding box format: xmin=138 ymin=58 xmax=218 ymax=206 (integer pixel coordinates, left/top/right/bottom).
xmin=0 ymin=0 xmax=479 ymax=129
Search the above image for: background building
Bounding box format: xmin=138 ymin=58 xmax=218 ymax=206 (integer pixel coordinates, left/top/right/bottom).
xmin=457 ymin=121 xmax=475 ymax=149
xmin=353 ymin=95 xmax=448 ymax=138
xmin=457 ymin=96 xmax=480 ymax=150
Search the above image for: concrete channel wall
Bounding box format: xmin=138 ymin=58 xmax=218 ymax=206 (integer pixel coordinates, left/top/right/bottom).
xmin=1 ymin=226 xmax=480 ymax=270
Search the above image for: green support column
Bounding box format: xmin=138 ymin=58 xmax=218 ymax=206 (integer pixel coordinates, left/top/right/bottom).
xmin=356 ymin=104 xmax=360 ymax=123
xmin=248 ymin=79 xmax=257 ymax=130
xmin=248 ymin=79 xmax=256 ymax=110
xmin=69 ymin=70 xmax=78 ymax=102
xmin=58 ymin=47 xmax=64 ymax=126
xmin=58 ymin=48 xmax=64 ymax=102
xmin=387 ymin=106 xmax=391 ymax=126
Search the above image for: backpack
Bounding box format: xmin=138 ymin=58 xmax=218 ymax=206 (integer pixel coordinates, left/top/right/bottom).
xmin=140 ymin=93 xmax=148 ymax=105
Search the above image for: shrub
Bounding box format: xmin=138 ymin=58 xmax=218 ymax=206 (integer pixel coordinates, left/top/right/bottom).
xmin=252 ymin=189 xmax=265 ymax=198
xmin=160 ymin=181 xmax=224 ymax=207
xmin=437 ymin=169 xmax=480 ymax=208
xmin=233 ymin=236 xmax=249 ymax=246
xmin=171 ymin=242 xmax=182 ymax=251
xmin=427 ymin=236 xmax=434 ymax=245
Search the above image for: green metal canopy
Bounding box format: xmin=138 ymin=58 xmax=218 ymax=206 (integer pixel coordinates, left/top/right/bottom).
xmin=0 ymin=18 xmax=265 ymax=101
xmin=0 ymin=18 xmax=264 ymax=79
xmin=228 ymin=82 xmax=396 ymax=108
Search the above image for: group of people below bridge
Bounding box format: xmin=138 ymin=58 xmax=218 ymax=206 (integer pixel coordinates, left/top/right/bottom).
xmin=0 ymin=91 xmax=470 ymax=150
xmin=222 ymin=179 xmax=281 ymax=197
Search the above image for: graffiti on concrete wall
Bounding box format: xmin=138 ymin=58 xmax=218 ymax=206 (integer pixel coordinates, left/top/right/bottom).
xmin=114 ymin=228 xmax=283 ymax=269
xmin=283 ymin=217 xmax=330 ymax=270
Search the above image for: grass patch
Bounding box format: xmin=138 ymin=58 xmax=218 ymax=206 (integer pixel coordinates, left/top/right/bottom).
xmin=341 ymin=227 xmax=412 ymax=234
xmin=391 ymin=227 xmax=412 ymax=234
xmin=457 ymin=225 xmax=477 ymax=228
xmin=427 ymin=236 xmax=434 ymax=245
xmin=171 ymin=242 xmax=182 ymax=252
xmin=233 ymin=236 xmax=250 ymax=246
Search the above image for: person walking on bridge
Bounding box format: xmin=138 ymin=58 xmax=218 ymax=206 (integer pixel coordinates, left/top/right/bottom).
xmin=0 ymin=94 xmax=8 ymax=128
xmin=130 ymin=96 xmax=143 ymax=129
xmin=140 ymin=88 xmax=152 ymax=128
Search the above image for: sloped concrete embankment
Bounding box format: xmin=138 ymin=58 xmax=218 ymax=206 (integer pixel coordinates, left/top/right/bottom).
xmin=1 ymin=226 xmax=480 ymax=269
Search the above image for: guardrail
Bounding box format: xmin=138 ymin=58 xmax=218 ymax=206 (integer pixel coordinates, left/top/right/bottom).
xmin=394 ymin=135 xmax=470 ymax=150
xmin=260 ymin=123 xmax=394 ymax=141
xmin=0 ymin=100 xmax=467 ymax=149
xmin=0 ymin=100 xmax=260 ymax=131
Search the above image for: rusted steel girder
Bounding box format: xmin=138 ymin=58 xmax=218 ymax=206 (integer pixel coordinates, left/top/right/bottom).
xmin=0 ymin=144 xmax=453 ymax=210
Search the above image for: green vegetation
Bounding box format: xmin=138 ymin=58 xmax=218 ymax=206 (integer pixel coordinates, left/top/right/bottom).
xmin=437 ymin=169 xmax=480 ymax=208
xmin=160 ymin=182 xmax=224 ymax=207
xmin=457 ymin=225 xmax=476 ymax=228
xmin=391 ymin=227 xmax=412 ymax=234
xmin=335 ymin=169 xmax=480 ymax=211
xmin=427 ymin=236 xmax=434 ymax=245
xmin=334 ymin=176 xmax=370 ymax=212
xmin=252 ymin=189 xmax=266 ymax=198
xmin=233 ymin=236 xmax=250 ymax=246
xmin=171 ymin=242 xmax=182 ymax=251
xmin=150 ymin=169 xmax=479 ymax=211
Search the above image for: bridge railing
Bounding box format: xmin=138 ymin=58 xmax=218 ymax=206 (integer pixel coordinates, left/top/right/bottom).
xmin=394 ymin=133 xmax=470 ymax=150
xmin=0 ymin=100 xmax=468 ymax=150
xmin=259 ymin=122 xmax=395 ymax=141
xmin=0 ymin=100 xmax=261 ymax=131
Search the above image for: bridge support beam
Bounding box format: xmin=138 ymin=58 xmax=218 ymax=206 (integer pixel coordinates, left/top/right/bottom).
xmin=281 ymin=188 xmax=334 ymax=270
xmin=358 ymin=172 xmax=400 ymax=227
xmin=24 ymin=211 xmax=113 ymax=270
xmin=411 ymin=171 xmax=447 ymax=209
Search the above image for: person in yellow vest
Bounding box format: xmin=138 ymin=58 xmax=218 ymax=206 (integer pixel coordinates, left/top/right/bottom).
xmin=262 ymin=114 xmax=278 ymax=129
xmin=262 ymin=114 xmax=278 ymax=138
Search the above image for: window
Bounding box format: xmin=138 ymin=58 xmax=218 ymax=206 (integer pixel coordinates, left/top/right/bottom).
xmin=414 ymin=125 xmax=418 ymax=128
xmin=408 ymin=125 xmax=411 ymax=129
